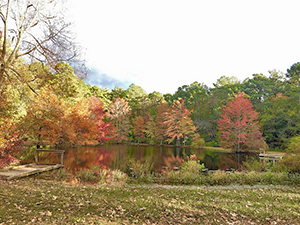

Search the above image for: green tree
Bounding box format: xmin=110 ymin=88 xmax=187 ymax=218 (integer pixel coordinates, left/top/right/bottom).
xmin=286 ymin=62 xmax=300 ymax=104
xmin=242 ymin=74 xmax=272 ymax=113
xmin=125 ymin=83 xmax=148 ymax=117
xmin=261 ymin=93 xmax=300 ymax=150
xmin=49 ymin=62 xmax=81 ymax=100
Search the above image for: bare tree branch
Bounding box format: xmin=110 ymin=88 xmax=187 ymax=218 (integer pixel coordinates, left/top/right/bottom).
xmin=0 ymin=0 xmax=86 ymax=91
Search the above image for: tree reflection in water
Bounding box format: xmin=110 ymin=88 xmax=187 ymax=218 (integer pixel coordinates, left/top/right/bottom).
xmin=25 ymin=145 xmax=257 ymax=172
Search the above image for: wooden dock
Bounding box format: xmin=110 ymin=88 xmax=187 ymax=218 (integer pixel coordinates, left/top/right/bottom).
xmin=259 ymin=149 xmax=283 ymax=163
xmin=0 ymin=163 xmax=64 ymax=180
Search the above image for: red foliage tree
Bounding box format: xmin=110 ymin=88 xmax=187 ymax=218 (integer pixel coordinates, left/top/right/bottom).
xmin=87 ymin=96 xmax=112 ymax=143
xmin=217 ymin=92 xmax=265 ymax=152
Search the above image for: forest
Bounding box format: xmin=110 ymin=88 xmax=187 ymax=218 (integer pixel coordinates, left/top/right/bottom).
xmin=2 ymin=58 xmax=300 ymax=167
xmin=1 ymin=0 xmax=300 ymax=168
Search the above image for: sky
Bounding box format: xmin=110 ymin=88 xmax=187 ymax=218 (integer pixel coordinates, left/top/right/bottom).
xmin=68 ymin=0 xmax=300 ymax=94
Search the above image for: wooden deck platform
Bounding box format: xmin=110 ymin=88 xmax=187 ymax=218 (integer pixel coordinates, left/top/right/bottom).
xmin=0 ymin=163 xmax=64 ymax=180
xmin=259 ymin=149 xmax=283 ymax=163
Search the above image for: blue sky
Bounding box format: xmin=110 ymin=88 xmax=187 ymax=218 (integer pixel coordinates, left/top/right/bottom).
xmin=68 ymin=0 xmax=300 ymax=94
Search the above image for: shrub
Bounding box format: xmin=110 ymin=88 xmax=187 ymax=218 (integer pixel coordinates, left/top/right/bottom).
xmin=209 ymin=170 xmax=231 ymax=185
xmin=182 ymin=160 xmax=205 ymax=174
xmin=76 ymin=166 xmax=128 ymax=185
xmin=243 ymin=157 xmax=268 ymax=172
xmin=77 ymin=168 xmax=99 ymax=183
xmin=287 ymin=136 xmax=300 ymax=153
xmin=278 ymin=154 xmax=300 ymax=173
xmin=56 ymin=168 xmax=72 ymax=181
xmin=269 ymin=162 xmax=288 ymax=173
xmin=98 ymin=169 xmax=128 ymax=186
xmin=163 ymin=154 xmax=206 ymax=185
xmin=190 ymin=137 xmax=205 ymax=148
xmin=126 ymin=158 xmax=154 ymax=183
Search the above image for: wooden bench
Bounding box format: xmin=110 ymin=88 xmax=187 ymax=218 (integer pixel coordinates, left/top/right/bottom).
xmin=36 ymin=149 xmax=65 ymax=165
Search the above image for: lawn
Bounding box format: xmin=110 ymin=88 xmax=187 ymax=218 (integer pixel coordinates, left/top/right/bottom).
xmin=1 ymin=178 xmax=300 ymax=224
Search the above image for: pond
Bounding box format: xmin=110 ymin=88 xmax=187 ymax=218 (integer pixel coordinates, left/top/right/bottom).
xmin=27 ymin=145 xmax=257 ymax=172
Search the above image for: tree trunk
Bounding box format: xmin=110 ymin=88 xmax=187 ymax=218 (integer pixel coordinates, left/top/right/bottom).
xmin=176 ymin=138 xmax=180 ymax=147
xmin=237 ymin=136 xmax=241 ymax=152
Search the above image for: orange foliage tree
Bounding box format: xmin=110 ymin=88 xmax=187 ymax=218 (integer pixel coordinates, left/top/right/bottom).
xmin=23 ymin=87 xmax=66 ymax=147
xmin=154 ymin=101 xmax=169 ymax=145
xmin=164 ymin=99 xmax=197 ymax=146
xmin=106 ymin=97 xmax=131 ymax=143
xmin=0 ymin=119 xmax=25 ymax=168
xmin=218 ymin=92 xmax=265 ymax=152
xmin=23 ymin=87 xmax=111 ymax=147
xmin=65 ymin=98 xmax=98 ymax=146
xmin=133 ymin=116 xmax=145 ymax=144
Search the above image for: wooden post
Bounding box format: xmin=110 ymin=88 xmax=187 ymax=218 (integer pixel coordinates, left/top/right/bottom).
xmin=36 ymin=152 xmax=39 ymax=165
xmin=60 ymin=152 xmax=64 ymax=165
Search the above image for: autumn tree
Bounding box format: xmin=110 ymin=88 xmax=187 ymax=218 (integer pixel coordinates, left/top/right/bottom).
xmin=22 ymin=86 xmax=66 ymax=147
xmin=164 ymin=99 xmax=196 ymax=147
xmin=87 ymin=96 xmax=112 ymax=143
xmin=218 ymin=92 xmax=265 ymax=152
xmin=155 ymin=101 xmax=169 ymax=145
xmin=133 ymin=116 xmax=145 ymax=144
xmin=0 ymin=119 xmax=25 ymax=168
xmin=64 ymin=98 xmax=100 ymax=146
xmin=144 ymin=115 xmax=156 ymax=144
xmin=106 ymin=97 xmax=131 ymax=143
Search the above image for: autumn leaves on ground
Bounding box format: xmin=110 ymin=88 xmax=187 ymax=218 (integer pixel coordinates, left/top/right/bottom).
xmin=1 ymin=179 xmax=300 ymax=225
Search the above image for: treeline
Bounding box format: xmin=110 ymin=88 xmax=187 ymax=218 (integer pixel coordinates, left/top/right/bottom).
xmin=82 ymin=64 xmax=300 ymax=152
xmin=2 ymin=60 xmax=300 ymax=167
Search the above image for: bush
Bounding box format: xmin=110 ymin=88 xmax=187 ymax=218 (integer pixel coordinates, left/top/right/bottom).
xmin=182 ymin=160 xmax=205 ymax=174
xmin=98 ymin=169 xmax=128 ymax=186
xmin=243 ymin=157 xmax=268 ymax=172
xmin=279 ymin=154 xmax=300 ymax=173
xmin=163 ymin=154 xmax=206 ymax=185
xmin=126 ymin=158 xmax=154 ymax=183
xmin=209 ymin=170 xmax=231 ymax=185
xmin=56 ymin=168 xmax=72 ymax=181
xmin=269 ymin=162 xmax=288 ymax=173
xmin=190 ymin=138 xmax=205 ymax=148
xmin=77 ymin=166 xmax=128 ymax=185
xmin=77 ymin=168 xmax=99 ymax=183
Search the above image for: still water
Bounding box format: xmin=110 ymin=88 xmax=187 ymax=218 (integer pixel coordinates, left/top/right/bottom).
xmin=32 ymin=145 xmax=257 ymax=172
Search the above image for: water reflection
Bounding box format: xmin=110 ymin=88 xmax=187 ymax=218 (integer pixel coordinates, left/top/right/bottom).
xmin=31 ymin=145 xmax=257 ymax=172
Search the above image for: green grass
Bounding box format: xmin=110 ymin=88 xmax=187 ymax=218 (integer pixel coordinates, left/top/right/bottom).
xmin=1 ymin=178 xmax=300 ymax=224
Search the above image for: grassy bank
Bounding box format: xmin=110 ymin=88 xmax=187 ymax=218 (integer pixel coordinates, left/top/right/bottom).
xmin=1 ymin=179 xmax=300 ymax=224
